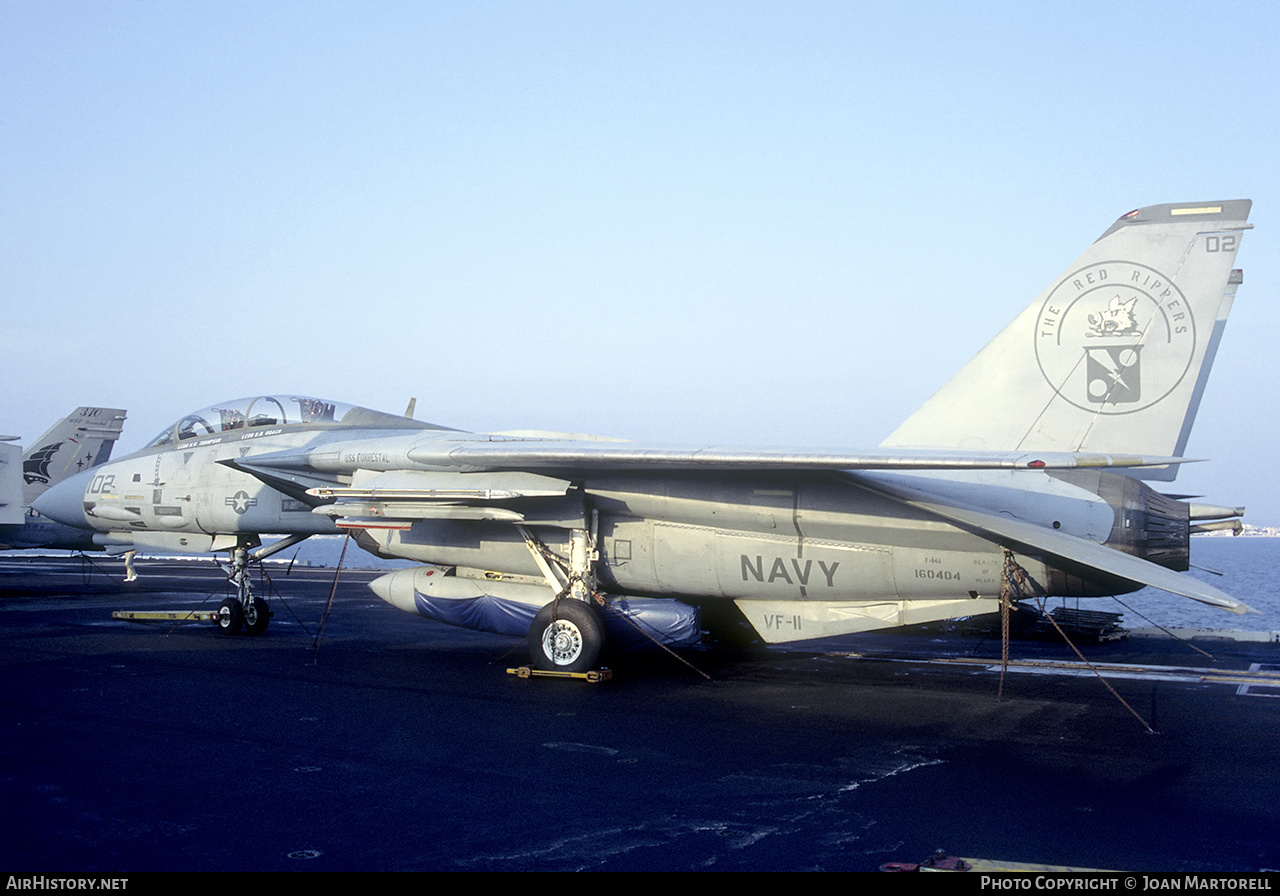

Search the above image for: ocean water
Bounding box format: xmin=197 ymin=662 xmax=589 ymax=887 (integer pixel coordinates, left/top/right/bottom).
xmin=1093 ymin=536 xmax=1280 ymax=634
xmin=273 ymin=534 xmax=414 ymax=571
xmin=289 ymin=534 xmax=1280 ymax=635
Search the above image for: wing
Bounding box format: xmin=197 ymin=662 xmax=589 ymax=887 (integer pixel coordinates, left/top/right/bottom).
xmin=227 ymin=434 xmax=1193 ymax=524
xmin=230 ymin=432 xmax=1191 ymax=478
xmin=408 ymin=440 xmax=1189 ymax=473
xmin=225 ymin=435 xmax=1189 ymax=525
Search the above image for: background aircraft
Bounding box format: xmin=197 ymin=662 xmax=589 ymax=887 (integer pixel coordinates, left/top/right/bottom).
xmin=0 ymin=407 xmax=127 ymax=551
xmin=33 ymin=201 xmax=1252 ymax=671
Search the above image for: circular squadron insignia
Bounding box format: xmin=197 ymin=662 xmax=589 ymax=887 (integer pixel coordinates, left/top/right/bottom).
xmin=1034 ymin=262 xmax=1196 ymax=415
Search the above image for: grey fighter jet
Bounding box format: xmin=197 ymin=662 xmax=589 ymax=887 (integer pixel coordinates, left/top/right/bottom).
xmin=33 ymin=202 xmax=1253 ymax=670
xmin=1 ymin=407 xmax=127 ymax=551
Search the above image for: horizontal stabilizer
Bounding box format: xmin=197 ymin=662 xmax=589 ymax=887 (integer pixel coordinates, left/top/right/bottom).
xmin=847 ymin=473 xmax=1252 ymax=614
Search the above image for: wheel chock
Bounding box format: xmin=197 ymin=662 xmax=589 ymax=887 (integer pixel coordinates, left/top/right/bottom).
xmin=507 ymin=666 xmax=612 ymax=683
xmin=112 ymin=610 xmax=221 ymax=624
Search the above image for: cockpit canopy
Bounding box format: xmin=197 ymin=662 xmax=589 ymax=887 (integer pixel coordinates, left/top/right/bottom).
xmin=142 ymin=395 xmax=435 ymax=450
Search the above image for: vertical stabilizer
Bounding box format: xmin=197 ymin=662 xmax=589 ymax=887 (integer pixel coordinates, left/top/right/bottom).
xmin=881 ymin=201 xmax=1251 ymax=479
xmin=20 ymin=407 xmax=128 ymax=505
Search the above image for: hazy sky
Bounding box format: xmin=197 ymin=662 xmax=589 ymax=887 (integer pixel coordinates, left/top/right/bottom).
xmin=4 ymin=2 xmax=1278 ymax=523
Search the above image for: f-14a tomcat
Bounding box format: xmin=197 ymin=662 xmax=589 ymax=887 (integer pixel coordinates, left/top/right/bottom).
xmin=34 ymin=201 xmax=1254 ymax=670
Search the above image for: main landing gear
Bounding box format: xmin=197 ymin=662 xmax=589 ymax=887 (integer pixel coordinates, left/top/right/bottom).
xmin=518 ymin=523 xmax=607 ymax=673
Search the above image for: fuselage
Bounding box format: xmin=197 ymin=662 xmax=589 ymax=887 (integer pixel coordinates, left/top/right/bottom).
xmin=34 ymin=397 xmax=1184 ymax=606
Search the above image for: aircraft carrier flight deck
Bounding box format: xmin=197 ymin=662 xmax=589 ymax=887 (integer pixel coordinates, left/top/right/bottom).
xmin=2 ymin=555 xmax=1277 ymax=873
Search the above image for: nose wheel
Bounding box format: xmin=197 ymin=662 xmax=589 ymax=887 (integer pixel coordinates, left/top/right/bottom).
xmin=243 ymin=596 xmax=270 ymax=634
xmin=217 ymin=597 xmax=244 ymax=634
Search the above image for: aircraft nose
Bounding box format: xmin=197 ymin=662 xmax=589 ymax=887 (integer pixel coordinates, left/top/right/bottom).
xmin=31 ymin=469 xmax=93 ymax=529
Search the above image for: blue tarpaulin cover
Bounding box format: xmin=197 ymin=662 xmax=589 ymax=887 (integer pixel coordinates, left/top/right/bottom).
xmin=413 ymin=589 xmax=700 ymax=647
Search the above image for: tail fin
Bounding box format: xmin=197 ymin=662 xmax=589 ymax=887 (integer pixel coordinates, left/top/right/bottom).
xmin=881 ymin=200 xmax=1251 ymax=479
xmin=20 ymin=407 xmax=127 ymax=505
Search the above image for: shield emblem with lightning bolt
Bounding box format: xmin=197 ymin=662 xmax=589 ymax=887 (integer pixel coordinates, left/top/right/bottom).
xmin=1085 ymin=344 xmax=1141 ymax=404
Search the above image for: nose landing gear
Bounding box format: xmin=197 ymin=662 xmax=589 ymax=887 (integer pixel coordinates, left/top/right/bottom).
xmin=216 ymin=542 xmax=273 ymax=635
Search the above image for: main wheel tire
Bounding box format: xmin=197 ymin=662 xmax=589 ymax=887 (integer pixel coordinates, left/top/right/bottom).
xmin=528 ymin=599 xmax=604 ymax=673
xmin=217 ymin=597 xmax=243 ymax=635
xmin=244 ymin=597 xmax=270 ymax=635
